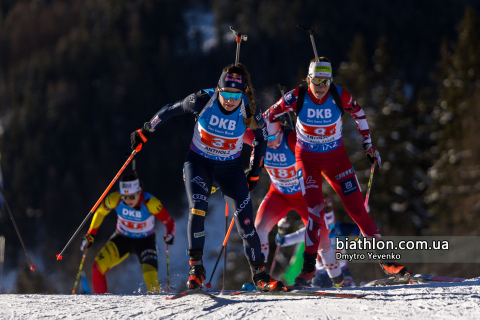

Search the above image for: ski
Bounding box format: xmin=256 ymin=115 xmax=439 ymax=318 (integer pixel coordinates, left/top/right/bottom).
xmin=361 ymin=274 xmax=465 ymax=287
xmin=165 ymin=288 xmax=217 ymax=300
xmin=231 ymin=288 xmax=367 ymax=299
xmin=411 ymin=274 xmax=465 ymax=283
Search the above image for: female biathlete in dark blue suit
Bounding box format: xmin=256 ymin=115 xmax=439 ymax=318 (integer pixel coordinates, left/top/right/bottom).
xmin=130 ymin=64 xmax=284 ymax=292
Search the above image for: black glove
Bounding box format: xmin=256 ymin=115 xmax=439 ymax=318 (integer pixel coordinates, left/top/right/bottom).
xmin=131 ymin=127 xmax=150 ymax=151
xmin=246 ymin=171 xmax=259 ymax=191
xmin=80 ymin=234 xmax=94 ymax=251
xmin=163 ymin=234 xmax=174 ymax=245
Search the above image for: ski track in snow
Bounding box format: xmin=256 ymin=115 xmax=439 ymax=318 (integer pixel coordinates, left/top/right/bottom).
xmin=1 ymin=279 xmax=480 ymax=319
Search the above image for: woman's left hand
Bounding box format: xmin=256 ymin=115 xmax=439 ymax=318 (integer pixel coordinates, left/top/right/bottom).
xmin=246 ymin=172 xmax=260 ymax=191
xmin=364 ymin=144 xmax=381 ymax=168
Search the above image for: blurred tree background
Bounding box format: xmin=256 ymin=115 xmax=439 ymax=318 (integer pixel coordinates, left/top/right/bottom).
xmin=0 ymin=0 xmax=479 ymax=292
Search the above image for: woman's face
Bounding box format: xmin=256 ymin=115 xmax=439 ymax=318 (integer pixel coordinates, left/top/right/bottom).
xmin=308 ymin=76 xmax=331 ymax=100
xmin=267 ymin=129 xmax=282 ymax=148
xmin=218 ymin=87 xmax=243 ymax=111
xmin=122 ymin=191 xmax=141 ymax=208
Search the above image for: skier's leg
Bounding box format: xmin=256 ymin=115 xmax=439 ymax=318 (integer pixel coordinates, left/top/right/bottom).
xmin=324 ymin=154 xmax=409 ymax=276
xmin=92 ymin=233 xmax=130 ymax=294
xmin=294 ymin=156 xmax=325 ymax=285
xmin=133 ymin=235 xmax=160 ymax=293
xmin=255 ymin=188 xmax=292 ymax=262
xmin=183 ymin=154 xmax=213 ymax=289
xmin=288 ymin=192 xmax=342 ymax=283
xmin=216 ymin=163 xmax=284 ymax=292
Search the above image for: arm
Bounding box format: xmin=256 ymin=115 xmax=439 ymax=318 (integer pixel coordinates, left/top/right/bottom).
xmin=287 ymin=130 xmax=296 ymax=151
xmin=264 ymin=86 xmax=302 ymax=125
xmin=243 ymin=128 xmax=255 ymax=147
xmin=131 ymin=90 xmax=213 ymax=150
xmin=249 ymin=108 xmax=268 ymax=176
xmin=145 ymin=90 xmax=212 ymax=132
xmin=146 ymin=196 xmax=176 ymax=236
xmin=340 ymin=88 xmax=371 ymax=145
xmin=281 ymin=227 xmax=306 ymax=247
xmin=87 ymin=192 xmax=120 ymax=236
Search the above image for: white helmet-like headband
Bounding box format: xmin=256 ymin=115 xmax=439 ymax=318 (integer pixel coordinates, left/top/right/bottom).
xmin=119 ymin=179 xmax=141 ymax=195
xmin=308 ymin=61 xmax=332 ymax=78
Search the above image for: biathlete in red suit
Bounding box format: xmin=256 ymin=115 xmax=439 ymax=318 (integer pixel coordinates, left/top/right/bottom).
xmin=244 ymin=122 xmax=343 ymax=283
xmin=265 ymin=57 xmax=410 ymax=286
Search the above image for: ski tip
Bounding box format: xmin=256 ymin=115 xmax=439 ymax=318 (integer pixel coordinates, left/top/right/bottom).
xmin=56 ymin=254 xmax=63 ymax=260
xmin=165 ymin=297 xmax=172 ymax=300
xmin=205 ymin=283 xmax=212 ymax=288
xmin=30 ymin=265 xmax=36 ymax=271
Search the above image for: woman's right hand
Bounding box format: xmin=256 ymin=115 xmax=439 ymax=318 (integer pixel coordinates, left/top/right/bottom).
xmin=130 ymin=128 xmax=150 ymax=150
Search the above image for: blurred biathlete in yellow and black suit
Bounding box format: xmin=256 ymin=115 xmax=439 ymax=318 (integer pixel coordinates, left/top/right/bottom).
xmin=80 ymin=173 xmax=176 ymax=294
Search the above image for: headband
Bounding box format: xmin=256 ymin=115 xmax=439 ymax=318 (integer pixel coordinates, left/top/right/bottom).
xmin=218 ymin=72 xmax=246 ymax=91
xmin=308 ymin=62 xmax=332 ymax=78
xmin=119 ymin=179 xmax=141 ymax=195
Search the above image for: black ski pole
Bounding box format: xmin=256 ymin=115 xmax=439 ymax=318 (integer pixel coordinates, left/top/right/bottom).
xmin=277 ymin=83 xmax=295 ymax=129
xmin=229 ymin=26 xmax=248 ymax=64
xmin=205 ymin=216 xmax=235 ymax=289
xmin=72 ymin=248 xmax=87 ymax=294
xmin=297 ymin=24 xmax=319 ymax=59
xmin=0 ymin=185 xmax=35 ymax=271
xmin=165 ymin=244 xmax=171 ymax=293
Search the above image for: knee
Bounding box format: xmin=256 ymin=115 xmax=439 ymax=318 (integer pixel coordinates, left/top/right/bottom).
xmin=140 ymin=249 xmax=158 ymax=269
xmin=94 ymin=242 xmax=125 ymax=273
xmin=93 ymin=260 xmax=107 ymax=276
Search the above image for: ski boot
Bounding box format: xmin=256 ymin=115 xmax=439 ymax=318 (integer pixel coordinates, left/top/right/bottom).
xmin=186 ymin=249 xmax=206 ymax=290
xmin=331 ymin=273 xmax=346 ymax=288
xmin=293 ymin=253 xmax=317 ymax=286
xmin=343 ymin=276 xmax=355 ymax=287
xmin=380 ymin=262 xmax=411 ymax=277
xmin=249 ymin=259 xmax=284 ymax=292
xmin=378 ymin=262 xmax=413 ymax=284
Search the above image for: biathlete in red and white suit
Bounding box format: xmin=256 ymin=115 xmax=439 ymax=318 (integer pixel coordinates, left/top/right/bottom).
xmin=244 ymin=122 xmax=343 ymax=284
xmin=265 ymin=57 xmax=410 ymax=285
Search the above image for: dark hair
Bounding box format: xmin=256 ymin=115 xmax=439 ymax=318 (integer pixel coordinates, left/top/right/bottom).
xmin=121 ymin=172 xmax=139 ymax=182
xmin=311 ymin=57 xmax=331 ymax=63
xmin=220 ymin=63 xmax=258 ymax=129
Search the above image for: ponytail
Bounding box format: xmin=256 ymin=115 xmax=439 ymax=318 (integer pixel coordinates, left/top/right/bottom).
xmin=221 ymin=63 xmax=259 ymax=129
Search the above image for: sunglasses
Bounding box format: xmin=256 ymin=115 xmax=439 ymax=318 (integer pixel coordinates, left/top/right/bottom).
xmin=268 ymin=130 xmax=281 ymax=142
xmin=310 ymin=77 xmax=332 ymax=87
xmin=121 ymin=193 xmax=138 ymax=200
xmin=219 ymin=91 xmax=244 ymax=101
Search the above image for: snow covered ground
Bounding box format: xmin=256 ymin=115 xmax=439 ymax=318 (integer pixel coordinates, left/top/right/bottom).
xmin=1 ymin=279 xmax=479 ymax=319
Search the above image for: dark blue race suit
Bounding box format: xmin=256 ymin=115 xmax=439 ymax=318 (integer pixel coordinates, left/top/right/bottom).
xmin=146 ymin=89 xmax=267 ymax=262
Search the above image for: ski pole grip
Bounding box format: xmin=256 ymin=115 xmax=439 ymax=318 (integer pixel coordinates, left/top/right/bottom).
xmin=136 ymin=129 xmax=148 ymax=142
